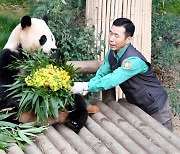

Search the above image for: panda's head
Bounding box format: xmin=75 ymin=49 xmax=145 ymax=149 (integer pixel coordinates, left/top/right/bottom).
xmin=3 ymin=15 xmax=56 ymax=54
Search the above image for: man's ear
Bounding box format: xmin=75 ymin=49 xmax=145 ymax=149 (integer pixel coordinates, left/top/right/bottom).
xmin=126 ymin=36 xmax=133 ymax=44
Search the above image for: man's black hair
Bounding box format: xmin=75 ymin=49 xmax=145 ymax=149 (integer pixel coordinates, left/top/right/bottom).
xmin=113 ymin=18 xmax=135 ymax=37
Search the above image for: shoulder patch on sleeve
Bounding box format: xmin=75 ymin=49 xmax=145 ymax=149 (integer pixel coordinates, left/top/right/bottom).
xmin=122 ymin=61 xmax=132 ymax=69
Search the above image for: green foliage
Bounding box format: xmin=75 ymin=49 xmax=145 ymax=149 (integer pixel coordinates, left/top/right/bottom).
xmin=29 ymin=0 xmax=104 ymax=61
xmin=0 ymin=112 xmax=47 ymax=151
xmin=0 ymin=0 xmax=30 ymax=5
xmin=5 ymin=50 xmax=76 ymax=122
xmin=0 ymin=16 xmax=19 ymax=50
xmin=152 ymin=0 xmax=180 ymax=114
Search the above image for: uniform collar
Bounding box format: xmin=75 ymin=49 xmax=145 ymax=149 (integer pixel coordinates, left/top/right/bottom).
xmin=113 ymin=43 xmax=130 ymax=59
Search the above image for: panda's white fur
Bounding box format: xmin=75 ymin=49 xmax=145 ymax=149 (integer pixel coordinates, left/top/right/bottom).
xmin=4 ymin=17 xmax=56 ymax=54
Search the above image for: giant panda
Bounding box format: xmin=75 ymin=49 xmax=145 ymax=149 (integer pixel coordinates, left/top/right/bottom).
xmin=0 ymin=15 xmax=89 ymax=133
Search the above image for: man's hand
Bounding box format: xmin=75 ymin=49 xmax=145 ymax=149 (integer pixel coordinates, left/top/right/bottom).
xmin=71 ymin=82 xmax=89 ymax=95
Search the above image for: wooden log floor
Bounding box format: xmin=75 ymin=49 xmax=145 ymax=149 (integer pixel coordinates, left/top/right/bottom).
xmin=2 ymin=99 xmax=180 ymax=154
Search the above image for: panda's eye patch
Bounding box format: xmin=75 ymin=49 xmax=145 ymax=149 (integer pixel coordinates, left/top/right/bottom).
xmin=39 ymin=35 xmax=47 ymax=45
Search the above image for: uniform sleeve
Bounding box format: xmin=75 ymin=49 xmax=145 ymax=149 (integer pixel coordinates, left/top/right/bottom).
xmin=90 ymin=50 xmax=111 ymax=82
xmin=88 ymin=57 xmax=148 ymax=92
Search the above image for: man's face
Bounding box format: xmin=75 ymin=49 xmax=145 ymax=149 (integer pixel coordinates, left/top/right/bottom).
xmin=108 ymin=25 xmax=132 ymax=52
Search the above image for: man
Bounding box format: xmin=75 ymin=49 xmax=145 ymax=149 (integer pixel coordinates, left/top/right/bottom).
xmin=71 ymin=18 xmax=173 ymax=131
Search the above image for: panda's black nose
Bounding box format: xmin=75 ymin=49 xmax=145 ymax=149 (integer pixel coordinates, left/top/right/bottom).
xmin=51 ymin=49 xmax=64 ymax=61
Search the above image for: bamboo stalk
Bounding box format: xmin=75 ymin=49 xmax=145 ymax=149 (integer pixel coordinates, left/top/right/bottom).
xmin=110 ymin=0 xmax=115 ymax=26
xmin=134 ymin=0 xmax=141 ymax=50
xmin=114 ymin=0 xmax=119 ymax=19
xmin=147 ymin=0 xmax=152 ymax=62
xmin=141 ymin=0 xmax=146 ymax=57
xmin=105 ymin=0 xmax=111 ymax=51
xmin=101 ymin=0 xmax=107 ymax=60
xmin=123 ymin=0 xmax=128 ymax=17
xmin=117 ymin=0 xmax=123 ymax=17
xmin=127 ymin=0 xmax=131 ymax=19
xmin=130 ymin=0 xmax=135 ymax=46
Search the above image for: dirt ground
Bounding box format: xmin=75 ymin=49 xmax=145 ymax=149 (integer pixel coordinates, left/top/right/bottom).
xmin=172 ymin=116 xmax=180 ymax=137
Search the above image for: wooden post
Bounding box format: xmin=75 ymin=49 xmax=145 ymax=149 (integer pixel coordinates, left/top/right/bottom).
xmin=102 ymin=88 xmax=116 ymax=103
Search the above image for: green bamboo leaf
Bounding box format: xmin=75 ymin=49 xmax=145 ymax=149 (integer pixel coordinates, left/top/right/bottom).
xmin=0 ymin=121 xmax=17 ymax=127
xmin=18 ymin=122 xmax=38 ymax=129
xmin=35 ymin=99 xmax=43 ymax=122
xmin=61 ymin=0 xmax=67 ymax=4
xmin=6 ymin=89 xmax=20 ymax=98
xmin=32 ymin=93 xmax=39 ymax=107
xmin=0 ymin=112 xmax=16 ymax=120
xmin=19 ymin=92 xmax=28 ymax=107
xmin=18 ymin=130 xmax=32 ymax=145
xmin=0 ymin=141 xmax=10 ymax=151
xmin=22 ymin=92 xmax=34 ymax=104
xmin=49 ymin=97 xmax=55 ymax=116
xmin=54 ymin=100 xmax=59 ymax=118
xmin=43 ymin=97 xmax=49 ymax=118
xmin=21 ymin=126 xmax=47 ymax=134
xmin=0 ymin=134 xmax=15 ymax=142
xmin=23 ymin=132 xmax=37 ymax=137
xmin=6 ymin=82 xmax=25 ymax=91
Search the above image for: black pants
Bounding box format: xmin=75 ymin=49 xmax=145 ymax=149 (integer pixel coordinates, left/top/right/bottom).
xmin=151 ymin=99 xmax=173 ymax=131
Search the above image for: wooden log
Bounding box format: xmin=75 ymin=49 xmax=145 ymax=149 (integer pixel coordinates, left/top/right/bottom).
xmin=56 ymin=124 xmax=96 ymax=154
xmin=35 ymin=134 xmax=61 ymax=154
xmin=44 ymin=126 xmax=78 ymax=154
xmin=107 ymin=100 xmax=180 ymax=154
xmin=120 ymin=99 xmax=180 ymax=150
xmin=78 ymin=126 xmax=113 ymax=154
xmin=90 ymin=112 xmax=148 ymax=154
xmin=86 ymin=116 xmax=130 ymax=154
xmin=25 ymin=141 xmax=43 ymax=154
xmin=92 ymin=100 xmax=166 ymax=154
xmin=67 ymin=60 xmax=102 ymax=74
xmin=8 ymin=144 xmax=24 ymax=154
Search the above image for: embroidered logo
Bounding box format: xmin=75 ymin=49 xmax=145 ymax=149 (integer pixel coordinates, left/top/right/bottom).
xmin=123 ymin=61 xmax=131 ymax=69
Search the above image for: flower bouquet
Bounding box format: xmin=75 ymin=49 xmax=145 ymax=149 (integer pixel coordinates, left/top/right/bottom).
xmin=6 ymin=50 xmax=76 ymax=123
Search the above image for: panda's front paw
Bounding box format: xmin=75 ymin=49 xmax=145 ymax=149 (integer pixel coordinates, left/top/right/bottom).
xmin=65 ymin=120 xmax=81 ymax=134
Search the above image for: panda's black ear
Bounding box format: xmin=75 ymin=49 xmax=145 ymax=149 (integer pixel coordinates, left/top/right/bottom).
xmin=21 ymin=16 xmax=31 ymax=29
xmin=42 ymin=14 xmax=49 ymax=25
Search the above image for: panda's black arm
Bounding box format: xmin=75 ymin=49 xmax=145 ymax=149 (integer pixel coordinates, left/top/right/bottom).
xmin=0 ymin=49 xmax=21 ymax=76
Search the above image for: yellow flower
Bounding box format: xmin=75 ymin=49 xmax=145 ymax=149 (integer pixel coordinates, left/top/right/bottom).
xmin=25 ymin=64 xmax=72 ymax=92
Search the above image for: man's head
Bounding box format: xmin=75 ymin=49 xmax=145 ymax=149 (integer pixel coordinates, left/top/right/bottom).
xmin=108 ymin=18 xmax=135 ymax=52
